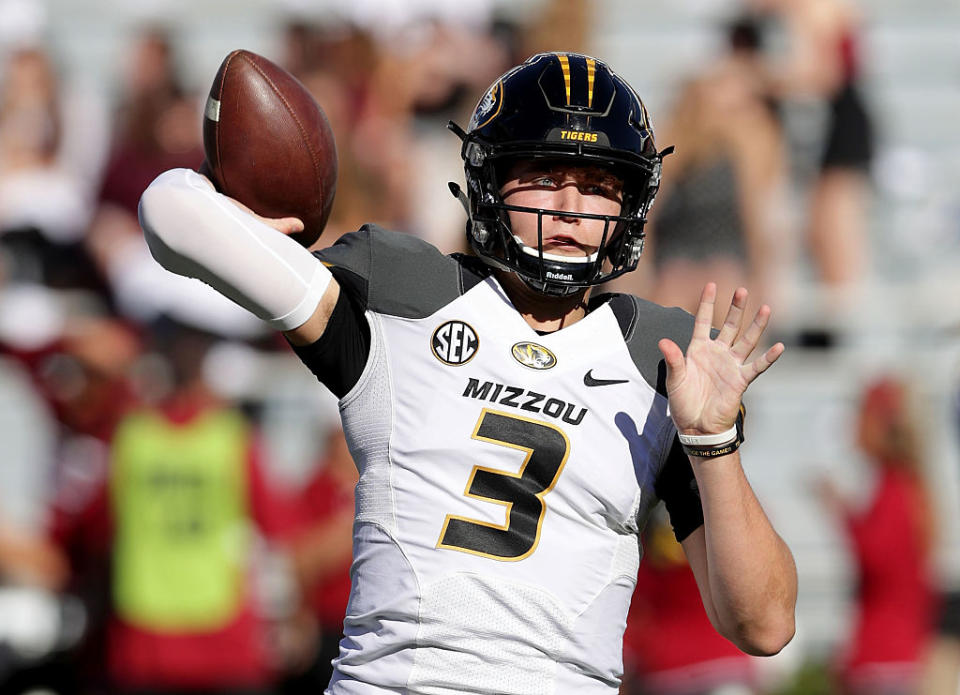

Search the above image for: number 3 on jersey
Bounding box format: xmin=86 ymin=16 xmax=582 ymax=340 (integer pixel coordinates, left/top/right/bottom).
xmin=437 ymin=409 xmax=570 ymax=561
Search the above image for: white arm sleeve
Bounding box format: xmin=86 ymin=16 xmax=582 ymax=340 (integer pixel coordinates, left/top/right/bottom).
xmin=138 ymin=168 xmax=331 ymax=331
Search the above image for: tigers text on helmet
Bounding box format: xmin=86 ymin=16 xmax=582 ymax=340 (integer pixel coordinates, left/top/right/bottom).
xmin=448 ymin=52 xmax=671 ymax=297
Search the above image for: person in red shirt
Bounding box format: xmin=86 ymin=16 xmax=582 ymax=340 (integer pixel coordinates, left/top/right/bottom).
xmin=816 ymin=376 xmax=936 ymax=695
xmin=284 ymin=426 xmax=356 ymax=692
xmin=50 ymin=318 xmax=291 ymax=695
xmin=623 ymin=510 xmax=758 ymax=695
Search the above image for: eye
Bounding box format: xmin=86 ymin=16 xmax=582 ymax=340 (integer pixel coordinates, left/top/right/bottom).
xmin=534 ymin=175 xmax=558 ymax=188
xmin=585 ymin=183 xmax=623 ymax=200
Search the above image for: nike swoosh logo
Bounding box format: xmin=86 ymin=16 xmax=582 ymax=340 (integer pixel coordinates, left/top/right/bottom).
xmin=583 ymin=370 xmax=629 ymax=387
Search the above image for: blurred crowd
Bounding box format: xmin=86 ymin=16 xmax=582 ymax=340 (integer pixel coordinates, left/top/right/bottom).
xmin=0 ymin=1 xmax=958 ymax=695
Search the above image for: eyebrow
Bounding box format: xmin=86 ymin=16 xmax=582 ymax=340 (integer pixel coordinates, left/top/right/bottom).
xmin=516 ymin=164 xmax=620 ymax=182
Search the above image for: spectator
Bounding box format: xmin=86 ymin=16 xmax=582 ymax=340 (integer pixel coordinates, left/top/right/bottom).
xmin=0 ymin=512 xmax=67 ymax=590
xmin=919 ymin=382 xmax=960 ymax=695
xmin=387 ymin=18 xmax=511 ymax=251
xmin=0 ymin=45 xmax=104 ymax=292
xmin=815 ymin=376 xmax=936 ymax=695
xmin=278 ymin=23 xmax=390 ymax=244
xmin=753 ymin=0 xmax=874 ymax=295
xmin=284 ymin=426 xmax=356 ymax=692
xmin=49 ymin=318 xmax=291 ymax=694
xmin=0 ymin=314 xmax=140 ymax=693
xmin=96 ymin=25 xmax=201 ymax=216
xmin=623 ymin=510 xmax=758 ymax=695
xmin=522 ymin=0 xmax=593 ymax=57
xmin=81 ymin=27 xmax=262 ymax=336
xmin=85 ymin=26 xmax=203 ymax=313
xmin=614 ymin=17 xmax=786 ymax=329
xmin=921 ymin=591 xmax=960 ymax=695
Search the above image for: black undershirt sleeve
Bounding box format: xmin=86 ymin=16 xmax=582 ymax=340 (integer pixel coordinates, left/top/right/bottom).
xmin=654 ymin=435 xmax=705 ymax=543
xmin=288 ymin=284 xmax=370 ymax=399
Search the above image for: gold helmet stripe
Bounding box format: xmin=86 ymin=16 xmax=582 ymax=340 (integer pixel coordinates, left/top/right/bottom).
xmin=586 ymin=57 xmax=596 ymax=108
xmin=557 ymin=54 xmax=572 ymax=105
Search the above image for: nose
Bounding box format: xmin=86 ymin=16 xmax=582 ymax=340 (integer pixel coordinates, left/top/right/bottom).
xmin=552 ymin=182 xmax=584 ymax=224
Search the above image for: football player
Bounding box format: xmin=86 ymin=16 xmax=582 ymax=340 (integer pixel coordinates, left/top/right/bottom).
xmin=139 ymin=53 xmax=796 ymax=694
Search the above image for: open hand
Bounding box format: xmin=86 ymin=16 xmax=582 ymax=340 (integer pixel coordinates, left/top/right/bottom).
xmin=658 ymin=283 xmax=784 ymax=436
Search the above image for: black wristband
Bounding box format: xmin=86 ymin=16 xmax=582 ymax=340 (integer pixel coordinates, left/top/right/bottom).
xmin=681 ymin=436 xmax=742 ymax=458
xmin=680 ymin=405 xmax=746 ymax=458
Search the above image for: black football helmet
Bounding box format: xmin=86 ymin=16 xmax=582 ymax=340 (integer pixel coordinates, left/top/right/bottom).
xmin=449 ymin=52 xmax=670 ymax=296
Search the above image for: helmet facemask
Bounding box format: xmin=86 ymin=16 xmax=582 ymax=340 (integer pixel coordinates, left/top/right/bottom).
xmin=454 ymin=134 xmax=663 ymax=297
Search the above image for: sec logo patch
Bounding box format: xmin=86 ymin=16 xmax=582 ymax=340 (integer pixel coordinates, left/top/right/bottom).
xmin=431 ymin=321 xmax=479 ymax=366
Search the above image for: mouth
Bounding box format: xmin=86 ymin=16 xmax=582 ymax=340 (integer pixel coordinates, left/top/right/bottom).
xmin=544 ymin=235 xmax=591 ymax=255
xmin=514 ymin=235 xmax=599 ymax=264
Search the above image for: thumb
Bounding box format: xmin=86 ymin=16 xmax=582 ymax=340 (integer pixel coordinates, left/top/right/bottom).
xmin=658 ymin=338 xmax=686 ymax=388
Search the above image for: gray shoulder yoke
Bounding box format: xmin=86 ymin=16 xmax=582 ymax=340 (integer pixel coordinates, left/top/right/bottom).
xmin=600 ymin=294 xmax=696 ymax=396
xmin=317 ymin=225 xmax=486 ymax=318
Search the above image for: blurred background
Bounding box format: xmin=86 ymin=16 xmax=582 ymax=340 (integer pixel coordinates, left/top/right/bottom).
xmin=0 ymin=0 xmax=958 ymax=694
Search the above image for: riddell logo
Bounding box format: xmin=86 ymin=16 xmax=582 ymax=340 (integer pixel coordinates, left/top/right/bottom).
xmin=546 ymin=271 xmax=573 ymax=280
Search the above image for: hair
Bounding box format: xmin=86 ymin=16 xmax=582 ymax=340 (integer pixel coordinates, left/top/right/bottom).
xmin=858 ymin=377 xmax=919 ymax=465
xmin=857 ymin=376 xmax=936 ymax=555
xmin=148 ymin=316 xmax=218 ymax=390
xmin=727 ymin=14 xmax=765 ymax=53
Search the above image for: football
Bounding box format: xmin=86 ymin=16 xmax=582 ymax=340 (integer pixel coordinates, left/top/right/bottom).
xmin=202 ymin=49 xmax=337 ymax=248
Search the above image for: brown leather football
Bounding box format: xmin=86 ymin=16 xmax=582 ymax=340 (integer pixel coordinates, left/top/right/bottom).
xmin=202 ymin=49 xmax=337 ymax=248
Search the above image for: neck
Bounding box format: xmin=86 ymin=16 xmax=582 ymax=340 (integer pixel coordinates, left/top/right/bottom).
xmin=497 ymin=271 xmax=590 ymax=332
xmin=162 ymin=380 xmax=221 ymax=422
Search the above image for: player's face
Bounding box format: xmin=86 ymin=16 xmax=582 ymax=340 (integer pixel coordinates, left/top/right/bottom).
xmin=499 ymin=160 xmax=624 ymax=258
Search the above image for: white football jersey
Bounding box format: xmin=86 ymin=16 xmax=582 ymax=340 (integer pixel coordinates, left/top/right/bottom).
xmin=299 ymin=228 xmax=703 ymax=695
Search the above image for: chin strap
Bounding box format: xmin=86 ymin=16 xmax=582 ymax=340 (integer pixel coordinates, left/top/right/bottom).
xmin=522 ymin=279 xmax=585 ymax=298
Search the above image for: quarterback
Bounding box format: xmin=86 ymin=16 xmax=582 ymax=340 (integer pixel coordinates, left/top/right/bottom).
xmin=139 ymin=53 xmax=796 ymax=694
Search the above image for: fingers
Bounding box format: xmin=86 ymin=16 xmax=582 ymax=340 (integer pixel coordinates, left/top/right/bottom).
xmin=274 ymin=217 xmax=305 ymax=235
xmin=692 ymin=282 xmax=717 ymax=341
xmin=716 ymin=287 xmax=748 ymax=345
xmin=658 ymin=338 xmax=686 ymax=390
xmin=262 ymin=217 xmax=305 ymax=235
xmin=732 ymin=303 xmax=772 ymax=361
xmin=223 ymin=195 xmax=304 ymax=235
xmin=743 ymin=341 xmax=785 ymax=383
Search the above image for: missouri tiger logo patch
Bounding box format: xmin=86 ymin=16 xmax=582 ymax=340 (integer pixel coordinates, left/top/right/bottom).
xmin=511 ymin=342 xmax=557 ymax=370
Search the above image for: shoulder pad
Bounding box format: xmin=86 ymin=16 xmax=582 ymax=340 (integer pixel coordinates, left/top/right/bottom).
xmin=315 ymin=225 xmax=479 ymax=318
xmin=598 ymin=293 xmax=696 ymax=396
